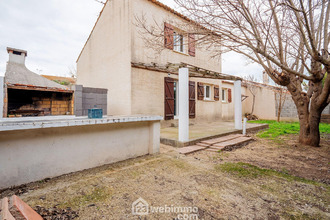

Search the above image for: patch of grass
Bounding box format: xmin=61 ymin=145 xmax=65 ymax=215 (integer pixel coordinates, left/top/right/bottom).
xmin=215 ymin=162 xmax=326 ymax=186
xmin=59 ymin=186 xmax=110 ymax=209
xmin=248 ymin=120 xmax=330 ymax=139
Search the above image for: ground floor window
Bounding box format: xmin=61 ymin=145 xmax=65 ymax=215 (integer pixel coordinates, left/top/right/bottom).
xmin=222 ymin=88 xmax=227 ymax=102
xmin=204 ymin=85 xmax=211 ymax=100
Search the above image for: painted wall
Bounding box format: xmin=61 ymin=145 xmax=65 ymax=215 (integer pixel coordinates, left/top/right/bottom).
xmin=131 ymin=68 xmax=237 ymax=122
xmin=0 ymin=120 xmax=160 ymax=189
xmin=131 ymin=0 xmax=222 ymax=72
xmin=76 ymin=0 xmax=132 ymax=115
xmin=130 ymin=0 xmax=227 ymax=121
xmin=221 ymin=82 xmax=235 ymax=121
xmin=77 ymin=0 xmax=226 ymax=119
xmin=242 ymin=84 xmax=277 ymax=120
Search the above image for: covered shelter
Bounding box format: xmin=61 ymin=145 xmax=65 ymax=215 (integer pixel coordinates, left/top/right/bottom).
xmin=1 ymin=48 xmax=74 ymax=118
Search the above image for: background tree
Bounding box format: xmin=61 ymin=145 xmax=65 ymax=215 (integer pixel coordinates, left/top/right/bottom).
xmin=168 ymin=0 xmax=329 ymax=147
xmin=243 ymin=75 xmax=259 ymax=118
xmin=275 ymin=86 xmax=288 ymax=122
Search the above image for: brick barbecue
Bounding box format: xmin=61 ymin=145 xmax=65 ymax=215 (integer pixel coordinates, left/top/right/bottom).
xmin=3 ymin=47 xmax=74 ymax=117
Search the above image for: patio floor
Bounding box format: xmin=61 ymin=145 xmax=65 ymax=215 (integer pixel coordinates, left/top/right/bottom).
xmin=161 ymin=121 xmax=268 ymax=147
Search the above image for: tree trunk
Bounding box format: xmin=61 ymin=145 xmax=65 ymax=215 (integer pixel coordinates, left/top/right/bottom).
xmin=277 ymin=92 xmax=282 ymax=122
xmin=296 ymin=103 xmax=322 ymax=147
xmin=251 ymin=95 xmax=255 ymax=115
xmin=277 ymin=107 xmax=282 ymax=122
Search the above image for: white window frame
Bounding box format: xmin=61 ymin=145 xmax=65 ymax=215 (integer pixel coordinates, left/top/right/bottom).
xmin=173 ymin=32 xmax=184 ymax=53
xmin=222 ymin=88 xmax=227 ymax=103
xmin=204 ymin=85 xmax=211 ymax=100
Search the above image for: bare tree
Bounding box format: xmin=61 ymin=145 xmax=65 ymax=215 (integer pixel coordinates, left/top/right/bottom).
xmin=68 ymin=65 xmax=77 ymax=79
xmin=137 ymin=0 xmax=329 ymax=147
xmin=275 ymin=86 xmax=288 ymax=122
xmin=243 ymin=75 xmax=259 ymax=116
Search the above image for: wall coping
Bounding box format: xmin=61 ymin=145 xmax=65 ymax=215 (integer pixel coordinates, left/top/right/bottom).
xmin=0 ymin=115 xmax=163 ymax=132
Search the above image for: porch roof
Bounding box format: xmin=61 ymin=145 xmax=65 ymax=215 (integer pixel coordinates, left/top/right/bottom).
xmin=131 ymin=62 xmax=242 ymax=81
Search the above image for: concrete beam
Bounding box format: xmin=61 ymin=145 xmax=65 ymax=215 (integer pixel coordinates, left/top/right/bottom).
xmin=234 ymin=80 xmax=242 ymax=129
xmin=178 ymin=68 xmax=189 ymax=142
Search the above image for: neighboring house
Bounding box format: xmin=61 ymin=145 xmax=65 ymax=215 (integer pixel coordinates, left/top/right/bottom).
xmin=76 ymin=0 xmax=236 ymax=122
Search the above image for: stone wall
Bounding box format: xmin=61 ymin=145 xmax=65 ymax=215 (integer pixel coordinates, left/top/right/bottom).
xmin=74 ymin=85 xmax=108 ymax=116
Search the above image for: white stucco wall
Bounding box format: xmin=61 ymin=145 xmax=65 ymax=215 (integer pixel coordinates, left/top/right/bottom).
xmin=131 ymin=68 xmax=226 ymax=122
xmin=0 ymin=117 xmax=160 ymax=189
xmin=243 ymin=84 xmax=277 ymax=120
xmin=76 ymin=0 xmax=132 ymax=115
xmin=131 ymin=0 xmax=222 ymax=72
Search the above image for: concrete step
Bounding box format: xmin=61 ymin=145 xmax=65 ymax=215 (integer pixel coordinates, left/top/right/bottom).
xmin=205 ymin=148 xmax=222 ymax=152
xmin=212 ymin=136 xmax=253 ymax=151
xmin=200 ymin=134 xmax=243 ymax=145
xmin=179 ymin=145 xmax=206 ymax=155
xmin=196 ymin=142 xmax=210 ymax=147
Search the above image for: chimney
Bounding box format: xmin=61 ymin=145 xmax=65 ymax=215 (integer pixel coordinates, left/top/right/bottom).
xmin=262 ymin=71 xmax=269 ymax=84
xmin=7 ymin=47 xmax=27 ymax=65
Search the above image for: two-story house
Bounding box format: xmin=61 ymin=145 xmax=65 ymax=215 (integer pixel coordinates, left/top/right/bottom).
xmin=76 ymin=0 xmax=237 ymax=122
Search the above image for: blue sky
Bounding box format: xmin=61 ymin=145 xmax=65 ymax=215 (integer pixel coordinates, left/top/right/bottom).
xmin=0 ymin=0 xmax=262 ymax=79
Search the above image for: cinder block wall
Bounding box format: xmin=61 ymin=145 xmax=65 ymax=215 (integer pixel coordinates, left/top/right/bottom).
xmin=74 ymin=85 xmax=108 ymax=116
xmin=275 ymin=93 xmax=330 ymax=118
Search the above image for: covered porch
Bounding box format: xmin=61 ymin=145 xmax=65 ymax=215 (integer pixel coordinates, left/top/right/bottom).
xmin=133 ymin=62 xmax=264 ymax=146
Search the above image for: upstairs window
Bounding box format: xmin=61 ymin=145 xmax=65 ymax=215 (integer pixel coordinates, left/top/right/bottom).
xmin=174 ymin=32 xmax=184 ymax=53
xmin=164 ymin=23 xmax=195 ymax=56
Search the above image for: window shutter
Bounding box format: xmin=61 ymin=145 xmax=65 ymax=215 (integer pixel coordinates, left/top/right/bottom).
xmin=228 ymin=88 xmax=232 ymax=103
xmin=189 ymin=81 xmax=196 ymax=118
xmin=197 ymin=82 xmax=204 ymax=100
xmin=214 ymin=86 xmax=219 ymax=101
xmin=188 ymin=34 xmax=196 ymax=57
xmin=164 ymin=23 xmax=174 ymax=50
xmin=164 ymin=77 xmax=175 ymax=120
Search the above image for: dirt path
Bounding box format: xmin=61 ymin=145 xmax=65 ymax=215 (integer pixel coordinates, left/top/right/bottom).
xmin=1 ymin=135 xmax=329 ymax=219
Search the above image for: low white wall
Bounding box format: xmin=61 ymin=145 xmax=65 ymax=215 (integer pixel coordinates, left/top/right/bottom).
xmin=0 ymin=117 xmax=161 ymax=189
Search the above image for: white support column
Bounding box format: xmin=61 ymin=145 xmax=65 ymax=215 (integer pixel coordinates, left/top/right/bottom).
xmin=178 ymin=68 xmax=189 ymax=142
xmin=234 ymin=80 xmax=242 ymax=129
xmin=0 ymin=76 xmax=4 ymax=119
